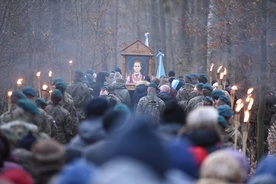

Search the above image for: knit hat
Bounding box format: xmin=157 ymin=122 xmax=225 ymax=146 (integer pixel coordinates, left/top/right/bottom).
xmin=218 ymin=105 xmax=233 ymax=118
xmin=0 ymin=169 xmax=34 ymax=184
xmin=85 ymin=98 xmax=109 ymax=117
xmin=22 ymin=87 xmax=37 ymax=97
xmin=17 ymin=99 xmax=40 ymax=115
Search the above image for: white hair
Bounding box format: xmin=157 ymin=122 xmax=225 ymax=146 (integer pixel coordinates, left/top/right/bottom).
xmin=159 ymin=84 xmax=170 ymax=93
xmin=187 ymin=106 xmax=218 ymax=127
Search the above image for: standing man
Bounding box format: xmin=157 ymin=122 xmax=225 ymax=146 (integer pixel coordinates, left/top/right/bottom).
xmin=67 ymin=70 xmax=92 ymax=121
xmin=136 ymin=83 xmax=165 ymax=125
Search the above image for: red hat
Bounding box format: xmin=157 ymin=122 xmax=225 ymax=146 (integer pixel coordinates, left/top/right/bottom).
xmin=0 ymin=169 xmax=34 ymax=184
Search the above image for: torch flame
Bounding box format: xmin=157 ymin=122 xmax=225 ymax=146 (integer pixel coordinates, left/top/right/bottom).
xmin=247 ymin=88 xmax=254 ymax=95
xmin=217 ymin=65 xmax=223 ymax=73
xmin=8 ymin=91 xmax=12 ymax=97
xmin=244 ymin=110 xmax=250 ymax=123
xmin=223 ymin=68 xmax=227 ymax=75
xmin=42 ymin=84 xmax=48 ymax=91
xmin=48 ymin=71 xmax=52 ymax=77
xmin=17 ymin=78 xmax=23 ymax=85
xmin=246 ymin=95 xmax=252 ymax=102
xmin=232 ymin=85 xmax=238 ymax=90
xmin=248 ymin=98 xmax=254 ymax=110
xmin=49 ymin=90 xmax=53 ymax=94
xmin=220 ymin=73 xmax=224 ymax=80
xmin=36 ymin=71 xmax=41 ymax=77
xmin=69 ymin=60 xmax=73 ymax=64
xmin=210 ymin=63 xmax=214 ymax=72
xmin=235 ymin=99 xmax=244 ymax=112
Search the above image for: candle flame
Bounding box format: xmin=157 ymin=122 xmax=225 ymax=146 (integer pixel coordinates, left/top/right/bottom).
xmin=42 ymin=84 xmax=48 ymax=90
xmin=8 ymin=91 xmax=12 ymax=97
xmin=232 ymin=85 xmax=238 ymax=90
xmin=36 ymin=71 xmax=41 ymax=77
xmin=17 ymin=78 xmax=23 ymax=85
xmin=223 ymin=68 xmax=227 ymax=75
xmin=217 ymin=65 xmax=223 ymax=73
xmin=244 ymin=110 xmax=250 ymax=123
xmin=248 ymin=98 xmax=254 ymax=110
xmin=69 ymin=60 xmax=73 ymax=64
xmin=220 ymin=73 xmax=224 ymax=79
xmin=210 ymin=63 xmax=214 ymax=72
xmin=48 ymin=71 xmax=52 ymax=77
xmin=247 ymin=88 xmax=254 ymax=94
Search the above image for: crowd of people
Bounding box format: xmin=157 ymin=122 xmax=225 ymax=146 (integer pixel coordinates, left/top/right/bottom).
xmin=0 ymin=68 xmax=275 ymax=184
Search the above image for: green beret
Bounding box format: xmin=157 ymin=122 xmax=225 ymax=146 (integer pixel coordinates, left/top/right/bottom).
xmin=218 ymin=104 xmax=233 ymax=118
xmin=86 ymin=69 xmax=94 ymax=75
xmin=148 ymin=82 xmax=158 ymax=89
xmin=75 ymin=69 xmax=84 ymax=78
xmin=196 ymin=83 xmax=204 ymax=90
xmin=185 ymin=74 xmax=192 ymax=81
xmin=52 ymin=77 xmax=64 ymax=85
xmin=103 ymin=71 xmax=110 ymax=77
xmin=204 ymin=96 xmax=212 ymax=103
xmin=55 ymin=82 xmax=67 ymax=90
xmin=22 ymin=87 xmax=37 ymax=97
xmin=17 ymin=99 xmax=40 ymax=115
xmin=212 ymin=89 xmax=225 ymax=100
xmin=35 ymin=98 xmax=47 ymax=107
xmin=203 ymin=83 xmax=213 ymax=92
xmin=51 ymin=89 xmax=63 ymax=99
xmin=11 ymin=91 xmax=26 ymax=99
xmin=219 ymin=95 xmax=231 ymax=107
xmin=199 ymin=73 xmax=208 ymax=84
xmin=191 ymin=73 xmax=199 ymax=78
xmin=218 ymin=115 xmax=229 ymax=128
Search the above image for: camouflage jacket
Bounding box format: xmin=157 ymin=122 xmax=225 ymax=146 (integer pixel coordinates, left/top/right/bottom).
xmin=136 ymin=92 xmax=165 ymax=124
xmin=59 ymin=97 xmax=79 ymax=135
xmin=186 ymin=96 xmax=204 ymax=114
xmin=46 ymin=104 xmax=74 ymax=144
xmin=176 ymin=83 xmax=195 ymax=102
xmin=66 ymin=81 xmax=91 ymax=120
xmin=221 ymin=126 xmax=243 ymax=149
xmin=32 ymin=108 xmax=52 ymax=136
xmin=0 ymin=105 xmax=18 ymax=124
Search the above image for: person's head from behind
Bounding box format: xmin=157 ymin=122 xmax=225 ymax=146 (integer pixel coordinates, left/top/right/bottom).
xmin=133 ymin=61 xmax=142 ymax=73
xmin=85 ymin=98 xmax=109 ymax=118
xmin=159 ymin=85 xmax=170 ymax=93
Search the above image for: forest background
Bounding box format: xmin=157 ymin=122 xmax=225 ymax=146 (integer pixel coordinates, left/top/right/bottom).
xmin=0 ymin=0 xmax=275 ymax=110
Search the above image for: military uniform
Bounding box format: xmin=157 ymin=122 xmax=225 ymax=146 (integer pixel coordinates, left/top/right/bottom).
xmin=66 ymin=81 xmax=91 ymax=121
xmin=186 ymin=96 xmax=204 ymax=114
xmin=0 ymin=105 xmax=18 ymax=124
xmin=32 ymin=108 xmax=52 ymax=136
xmin=176 ymin=83 xmax=195 ymax=102
xmin=136 ymin=92 xmax=165 ymax=124
xmin=46 ymin=104 xmax=74 ymax=144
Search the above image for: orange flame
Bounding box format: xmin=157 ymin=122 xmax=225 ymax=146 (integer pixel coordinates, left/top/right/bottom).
xmin=247 ymin=88 xmax=254 ymax=95
xmin=36 ymin=71 xmax=41 ymax=77
xmin=17 ymin=78 xmax=23 ymax=85
xmin=69 ymin=60 xmax=73 ymax=64
xmin=248 ymin=98 xmax=254 ymax=110
xmin=7 ymin=91 xmax=12 ymax=97
xmin=42 ymin=84 xmax=48 ymax=90
xmin=217 ymin=65 xmax=223 ymax=73
xmin=235 ymin=99 xmax=244 ymax=112
xmin=246 ymin=95 xmax=252 ymax=102
xmin=244 ymin=110 xmax=250 ymax=123
xmin=210 ymin=63 xmax=214 ymax=72
xmin=223 ymin=68 xmax=227 ymax=75
xmin=48 ymin=71 xmax=52 ymax=77
xmin=49 ymin=90 xmax=53 ymax=94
